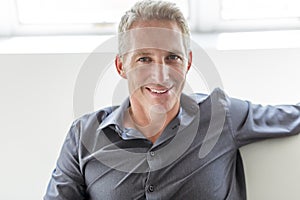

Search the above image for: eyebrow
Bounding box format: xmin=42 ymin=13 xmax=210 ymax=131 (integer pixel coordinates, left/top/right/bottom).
xmin=169 ymin=50 xmax=185 ymax=57
xmin=132 ymin=50 xmax=185 ymax=58
xmin=132 ymin=51 xmax=153 ymax=57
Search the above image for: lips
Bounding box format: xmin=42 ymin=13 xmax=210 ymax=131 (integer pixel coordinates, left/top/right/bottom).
xmin=145 ymin=86 xmax=171 ymax=95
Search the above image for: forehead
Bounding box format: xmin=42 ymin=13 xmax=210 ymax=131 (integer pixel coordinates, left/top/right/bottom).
xmin=121 ymin=20 xmax=187 ymax=56
xmin=130 ymin=19 xmax=182 ymax=31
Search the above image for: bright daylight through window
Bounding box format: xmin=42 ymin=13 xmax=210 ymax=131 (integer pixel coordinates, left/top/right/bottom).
xmin=15 ymin=0 xmax=189 ymax=24
xmin=1 ymin=0 xmax=300 ymax=35
xmin=221 ymin=0 xmax=300 ymax=20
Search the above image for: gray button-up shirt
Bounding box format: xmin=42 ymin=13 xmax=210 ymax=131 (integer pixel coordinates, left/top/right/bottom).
xmin=44 ymin=88 xmax=300 ymax=200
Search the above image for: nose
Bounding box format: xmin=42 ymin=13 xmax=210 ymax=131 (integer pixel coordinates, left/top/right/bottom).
xmin=152 ymin=62 xmax=170 ymax=84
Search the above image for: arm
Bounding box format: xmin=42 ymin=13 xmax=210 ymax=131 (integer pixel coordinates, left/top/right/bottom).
xmin=228 ymin=97 xmax=300 ymax=148
xmin=44 ymin=121 xmax=87 ymax=200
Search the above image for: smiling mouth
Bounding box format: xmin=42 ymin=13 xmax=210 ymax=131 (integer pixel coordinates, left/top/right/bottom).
xmin=145 ymin=87 xmax=171 ymax=94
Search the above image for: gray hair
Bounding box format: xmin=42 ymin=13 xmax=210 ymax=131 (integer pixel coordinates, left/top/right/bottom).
xmin=118 ymin=0 xmax=190 ymax=55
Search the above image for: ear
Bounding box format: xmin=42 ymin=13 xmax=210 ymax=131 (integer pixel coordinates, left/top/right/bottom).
xmin=187 ymin=51 xmax=192 ymax=71
xmin=115 ymin=55 xmax=127 ymax=79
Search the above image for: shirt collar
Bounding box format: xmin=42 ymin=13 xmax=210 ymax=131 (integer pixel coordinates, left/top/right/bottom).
xmin=97 ymin=97 xmax=130 ymax=132
xmin=97 ymin=93 xmax=208 ymax=140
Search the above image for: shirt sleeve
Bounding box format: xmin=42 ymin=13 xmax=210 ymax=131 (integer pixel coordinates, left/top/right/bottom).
xmin=44 ymin=121 xmax=87 ymax=200
xmin=228 ymin=97 xmax=300 ymax=148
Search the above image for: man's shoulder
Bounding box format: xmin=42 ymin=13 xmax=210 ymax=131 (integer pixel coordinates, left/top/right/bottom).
xmin=188 ymin=88 xmax=228 ymax=104
xmin=71 ymin=105 xmax=119 ymax=131
xmin=188 ymin=92 xmax=209 ymax=104
xmin=189 ymin=88 xmax=250 ymax=115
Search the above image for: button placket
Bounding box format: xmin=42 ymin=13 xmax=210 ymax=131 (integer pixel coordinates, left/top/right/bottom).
xmin=145 ymin=150 xmax=156 ymax=196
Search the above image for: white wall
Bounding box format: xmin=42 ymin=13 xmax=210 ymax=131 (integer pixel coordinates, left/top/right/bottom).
xmin=0 ymin=37 xmax=300 ymax=200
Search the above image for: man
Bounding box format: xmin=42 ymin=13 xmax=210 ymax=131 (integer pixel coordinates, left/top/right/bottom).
xmin=44 ymin=0 xmax=300 ymax=199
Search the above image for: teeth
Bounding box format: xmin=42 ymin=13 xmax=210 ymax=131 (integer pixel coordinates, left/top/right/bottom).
xmin=149 ymin=88 xmax=168 ymax=94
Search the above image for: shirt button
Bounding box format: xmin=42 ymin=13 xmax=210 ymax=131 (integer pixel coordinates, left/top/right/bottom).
xmin=148 ymin=185 xmax=154 ymax=192
xmin=150 ymin=151 xmax=155 ymax=157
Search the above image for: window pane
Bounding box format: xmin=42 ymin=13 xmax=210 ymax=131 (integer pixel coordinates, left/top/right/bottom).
xmin=221 ymin=0 xmax=300 ymax=20
xmin=16 ymin=0 xmax=189 ymax=24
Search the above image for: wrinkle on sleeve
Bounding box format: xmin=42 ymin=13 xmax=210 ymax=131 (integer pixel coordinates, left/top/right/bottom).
xmin=44 ymin=120 xmax=87 ymax=200
xmin=228 ymin=97 xmax=300 ymax=148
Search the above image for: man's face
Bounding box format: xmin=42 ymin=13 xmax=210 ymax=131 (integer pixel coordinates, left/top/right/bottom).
xmin=116 ymin=20 xmax=192 ymax=113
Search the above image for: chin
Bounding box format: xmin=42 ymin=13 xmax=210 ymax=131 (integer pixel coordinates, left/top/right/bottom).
xmin=148 ymin=97 xmax=179 ymax=112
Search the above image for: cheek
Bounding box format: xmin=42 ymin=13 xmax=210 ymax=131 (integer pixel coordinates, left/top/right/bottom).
xmin=127 ymin=73 xmax=150 ymax=96
xmin=127 ymin=67 xmax=152 ymax=86
xmin=169 ymin=69 xmax=186 ymax=84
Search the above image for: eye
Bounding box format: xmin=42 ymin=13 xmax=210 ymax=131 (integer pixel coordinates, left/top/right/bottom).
xmin=166 ymin=54 xmax=182 ymax=62
xmin=137 ymin=57 xmax=152 ymax=63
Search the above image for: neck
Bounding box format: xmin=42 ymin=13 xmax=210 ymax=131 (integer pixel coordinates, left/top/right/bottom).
xmin=123 ymin=101 xmax=180 ymax=143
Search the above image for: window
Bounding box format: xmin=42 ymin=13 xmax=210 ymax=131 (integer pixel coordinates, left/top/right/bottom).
xmin=190 ymin=0 xmax=300 ymax=32
xmin=16 ymin=0 xmax=189 ymax=24
xmin=221 ymin=0 xmax=300 ymax=20
xmin=5 ymin=0 xmax=188 ymax=36
xmin=0 ymin=0 xmax=300 ymax=36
